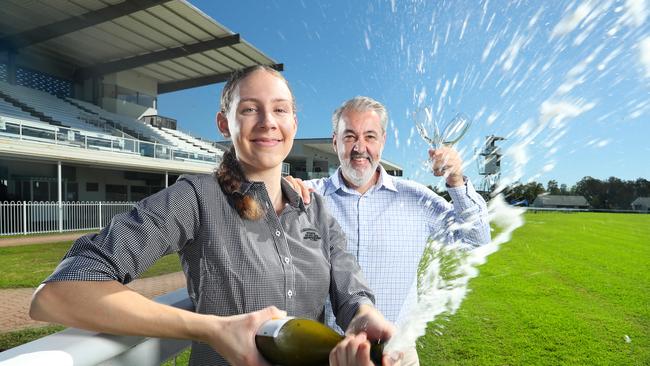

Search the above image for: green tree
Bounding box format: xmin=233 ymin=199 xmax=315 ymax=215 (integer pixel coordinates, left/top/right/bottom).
xmin=525 ymin=182 xmax=546 ymax=203
xmin=547 ymin=180 xmax=560 ymax=195
xmin=574 ymin=176 xmax=606 ymax=208
xmin=560 ymin=183 xmax=568 ymax=194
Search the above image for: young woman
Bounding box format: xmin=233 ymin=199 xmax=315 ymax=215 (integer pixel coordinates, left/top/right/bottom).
xmin=30 ymin=66 xmax=397 ymax=366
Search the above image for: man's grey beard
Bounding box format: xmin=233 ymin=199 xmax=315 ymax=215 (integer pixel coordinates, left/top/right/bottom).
xmin=340 ymin=156 xmax=379 ymax=187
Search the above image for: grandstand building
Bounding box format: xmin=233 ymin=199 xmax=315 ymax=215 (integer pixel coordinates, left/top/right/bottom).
xmin=0 ymin=0 xmax=282 ymax=203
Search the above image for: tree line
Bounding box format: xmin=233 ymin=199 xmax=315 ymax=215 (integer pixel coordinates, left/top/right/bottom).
xmin=501 ymin=176 xmax=650 ymax=209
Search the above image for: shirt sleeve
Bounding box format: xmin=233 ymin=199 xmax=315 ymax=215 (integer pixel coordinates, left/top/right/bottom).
xmin=45 ymin=177 xmax=201 ymax=284
xmin=312 ymin=194 xmax=375 ymax=330
xmin=429 ymin=178 xmax=491 ymax=249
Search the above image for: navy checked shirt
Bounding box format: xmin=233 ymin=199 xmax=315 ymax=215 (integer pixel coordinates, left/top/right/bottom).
xmin=306 ymin=167 xmax=490 ymax=330
xmin=46 ymin=174 xmax=374 ymax=366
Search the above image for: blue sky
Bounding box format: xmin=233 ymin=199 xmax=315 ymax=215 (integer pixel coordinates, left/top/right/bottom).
xmin=159 ymin=0 xmax=650 ymax=189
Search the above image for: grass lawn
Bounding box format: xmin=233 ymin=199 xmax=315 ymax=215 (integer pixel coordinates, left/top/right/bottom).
xmin=0 ymin=326 xmax=65 ymax=352
xmin=419 ymin=212 xmax=650 ymax=365
xmin=2 ymin=212 xmax=648 ymax=365
xmin=0 ymin=241 xmax=183 ymax=288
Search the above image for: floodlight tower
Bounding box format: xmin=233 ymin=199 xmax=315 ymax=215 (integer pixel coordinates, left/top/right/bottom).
xmin=478 ymin=135 xmax=505 ymax=193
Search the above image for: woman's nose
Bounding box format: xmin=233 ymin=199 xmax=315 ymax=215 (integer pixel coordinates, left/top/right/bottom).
xmin=258 ymin=110 xmax=278 ymax=129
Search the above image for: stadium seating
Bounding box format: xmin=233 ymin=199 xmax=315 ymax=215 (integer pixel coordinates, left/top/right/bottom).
xmin=158 ymin=127 xmax=223 ymax=156
xmin=0 ymin=81 xmax=222 ymax=162
xmin=0 ymin=98 xmax=41 ymax=122
xmin=0 ymin=81 xmax=108 ymax=135
xmin=66 ymin=97 xmax=173 ymax=144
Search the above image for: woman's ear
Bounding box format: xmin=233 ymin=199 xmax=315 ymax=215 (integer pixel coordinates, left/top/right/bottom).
xmin=217 ymin=112 xmax=230 ymax=138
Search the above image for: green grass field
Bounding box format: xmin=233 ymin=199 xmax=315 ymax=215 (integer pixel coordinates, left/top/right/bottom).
xmin=419 ymin=212 xmax=650 ymax=365
xmin=2 ymin=212 xmax=648 ymax=365
xmin=0 ymin=241 xmax=182 ymax=288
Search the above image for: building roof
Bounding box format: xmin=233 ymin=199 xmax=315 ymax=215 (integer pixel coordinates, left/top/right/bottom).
xmin=0 ymin=0 xmax=281 ymax=93
xmin=631 ymin=197 xmax=650 ymax=206
xmin=533 ymin=195 xmax=589 ymax=207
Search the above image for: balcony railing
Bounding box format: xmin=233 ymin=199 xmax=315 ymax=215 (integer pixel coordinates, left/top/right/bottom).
xmin=0 ymin=116 xmax=218 ymax=164
xmin=0 ymin=289 xmax=192 ymax=366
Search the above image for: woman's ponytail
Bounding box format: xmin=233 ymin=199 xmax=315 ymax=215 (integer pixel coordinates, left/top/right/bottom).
xmin=216 ymin=147 xmax=264 ymax=220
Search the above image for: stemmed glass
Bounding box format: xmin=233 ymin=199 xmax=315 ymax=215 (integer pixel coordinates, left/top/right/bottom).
xmin=414 ymin=109 xmax=472 ymax=149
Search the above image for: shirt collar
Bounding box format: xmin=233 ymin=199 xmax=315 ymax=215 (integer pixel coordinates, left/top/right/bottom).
xmin=324 ymin=165 xmax=398 ymax=195
xmin=376 ymin=165 xmax=398 ymax=192
xmin=240 ymin=179 xmax=307 ymax=212
xmin=281 ymin=177 xmax=307 ymax=211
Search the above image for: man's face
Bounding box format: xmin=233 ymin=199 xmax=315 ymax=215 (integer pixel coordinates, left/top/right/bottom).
xmin=333 ymin=109 xmax=386 ymax=187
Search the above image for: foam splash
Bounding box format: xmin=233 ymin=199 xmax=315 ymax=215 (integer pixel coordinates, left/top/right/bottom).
xmin=385 ymin=195 xmax=525 ymax=353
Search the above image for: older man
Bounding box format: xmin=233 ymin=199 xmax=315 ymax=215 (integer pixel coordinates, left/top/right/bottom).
xmin=292 ymin=96 xmax=490 ymax=365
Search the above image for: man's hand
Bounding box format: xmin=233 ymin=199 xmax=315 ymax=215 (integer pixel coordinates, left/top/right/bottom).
xmin=206 ymin=306 xmax=286 ymax=366
xmin=429 ymin=146 xmax=464 ymax=187
xmin=284 ymin=176 xmax=314 ymax=204
xmin=329 ymin=304 xmax=402 ymax=365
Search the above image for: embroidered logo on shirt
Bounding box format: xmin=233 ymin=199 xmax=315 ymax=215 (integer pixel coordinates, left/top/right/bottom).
xmin=301 ymin=228 xmax=322 ymax=241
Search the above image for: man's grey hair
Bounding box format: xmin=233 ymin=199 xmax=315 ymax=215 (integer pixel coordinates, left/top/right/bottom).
xmin=331 ymin=96 xmax=388 ymax=134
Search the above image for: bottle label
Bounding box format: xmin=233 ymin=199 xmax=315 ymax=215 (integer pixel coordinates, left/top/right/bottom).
xmin=256 ymin=317 xmax=295 ymax=338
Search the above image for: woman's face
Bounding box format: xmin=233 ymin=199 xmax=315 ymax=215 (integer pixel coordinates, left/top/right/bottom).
xmin=219 ymin=70 xmax=297 ymax=174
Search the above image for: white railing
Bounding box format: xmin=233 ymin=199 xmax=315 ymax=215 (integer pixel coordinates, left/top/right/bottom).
xmin=0 ymin=116 xmax=219 ymax=164
xmin=0 ymin=288 xmax=192 ymax=366
xmin=0 ymin=201 xmax=135 ymax=236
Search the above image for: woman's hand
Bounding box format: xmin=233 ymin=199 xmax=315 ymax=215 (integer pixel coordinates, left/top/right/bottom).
xmin=206 ymin=306 xmax=286 ymax=366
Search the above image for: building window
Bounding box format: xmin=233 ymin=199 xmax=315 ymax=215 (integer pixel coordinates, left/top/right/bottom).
xmin=106 ymin=184 xmax=127 ymax=201
xmin=130 ymin=186 xmax=149 ymax=201
xmin=86 ymin=182 xmax=99 ymax=192
xmin=103 ymin=83 xmax=156 ymax=108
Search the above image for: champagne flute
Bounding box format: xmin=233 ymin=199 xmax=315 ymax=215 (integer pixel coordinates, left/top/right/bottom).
xmin=414 ymin=110 xmax=472 ymax=149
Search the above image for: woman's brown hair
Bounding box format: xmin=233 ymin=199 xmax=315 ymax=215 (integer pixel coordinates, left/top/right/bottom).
xmin=215 ymin=65 xmax=294 ymax=220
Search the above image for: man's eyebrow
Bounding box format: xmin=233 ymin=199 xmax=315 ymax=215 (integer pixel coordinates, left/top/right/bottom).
xmin=342 ymin=129 xmax=379 ymax=135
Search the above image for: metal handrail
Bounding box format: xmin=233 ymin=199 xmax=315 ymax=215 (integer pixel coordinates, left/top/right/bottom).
xmin=0 ymin=116 xmax=218 ymax=164
xmin=0 ymin=288 xmax=193 ymax=366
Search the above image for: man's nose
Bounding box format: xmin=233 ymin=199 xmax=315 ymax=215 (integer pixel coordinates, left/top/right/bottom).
xmin=353 ymin=140 xmax=365 ymax=152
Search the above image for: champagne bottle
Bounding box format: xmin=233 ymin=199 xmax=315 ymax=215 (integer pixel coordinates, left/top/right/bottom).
xmin=255 ymin=317 xmax=384 ymax=366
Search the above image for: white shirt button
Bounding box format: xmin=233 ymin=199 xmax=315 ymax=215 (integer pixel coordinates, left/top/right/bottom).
xmin=275 ymin=230 xmax=281 ymax=237
xmin=284 ymin=256 xmax=290 ymax=264
xmin=287 ymin=290 xmax=293 ymax=297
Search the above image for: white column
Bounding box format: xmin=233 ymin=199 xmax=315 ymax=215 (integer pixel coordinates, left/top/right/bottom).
xmin=57 ymin=161 xmax=63 ymax=232
xmin=165 ymin=172 xmax=169 ymax=188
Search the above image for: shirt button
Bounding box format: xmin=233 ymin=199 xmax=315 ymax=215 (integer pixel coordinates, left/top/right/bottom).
xmin=284 ymin=256 xmax=290 ymax=264
xmin=287 ymin=290 xmax=293 ymax=298
xmin=275 ymin=230 xmax=281 ymax=237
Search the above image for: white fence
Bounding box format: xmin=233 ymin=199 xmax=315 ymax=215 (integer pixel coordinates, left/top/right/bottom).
xmin=0 ymin=201 xmax=135 ymax=236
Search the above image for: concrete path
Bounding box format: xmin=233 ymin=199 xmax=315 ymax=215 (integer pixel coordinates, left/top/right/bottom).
xmin=0 ymin=272 xmax=186 ymax=333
